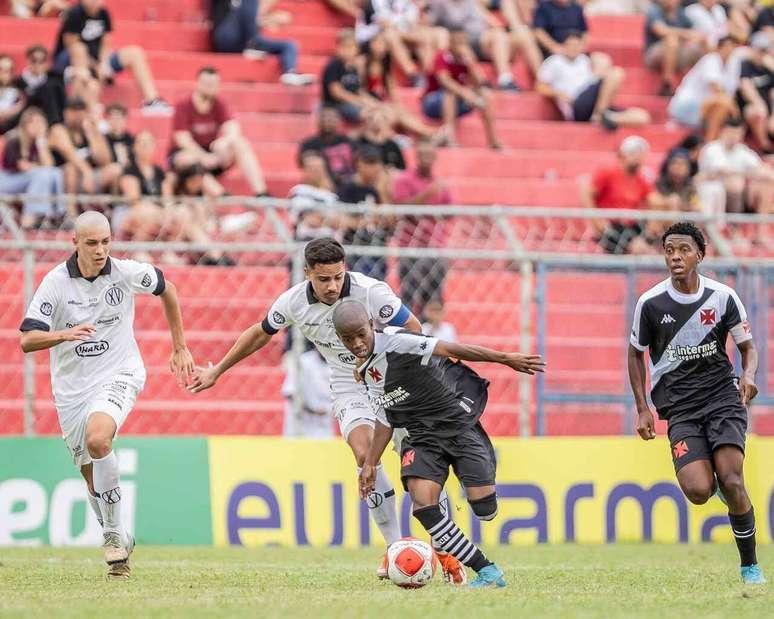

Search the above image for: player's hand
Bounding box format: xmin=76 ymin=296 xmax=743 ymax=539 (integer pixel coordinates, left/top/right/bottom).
xmin=636 ymin=408 xmax=656 ymax=440
xmin=740 ymin=376 xmax=758 ymax=406
xmin=502 ymin=353 xmax=545 ymax=375
xmin=359 ymin=463 xmax=376 ymax=500
xmin=59 ymin=324 xmax=96 ymax=342
xmin=187 ymin=362 xmax=219 ymax=393
xmin=169 ymin=346 xmax=195 ymax=388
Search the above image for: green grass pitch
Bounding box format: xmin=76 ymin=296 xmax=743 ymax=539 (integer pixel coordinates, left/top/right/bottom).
xmin=0 ymin=545 xmax=770 ymax=618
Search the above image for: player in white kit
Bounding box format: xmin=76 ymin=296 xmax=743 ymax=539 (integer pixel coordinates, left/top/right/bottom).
xmin=189 ymin=238 xmax=466 ymax=581
xmin=20 ymin=211 xmax=194 ymax=580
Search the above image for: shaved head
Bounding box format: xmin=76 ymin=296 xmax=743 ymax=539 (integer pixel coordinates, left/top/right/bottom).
xmin=72 ymin=210 xmax=112 ymax=278
xmin=74 ymin=211 xmax=110 ymax=238
xmin=333 ymin=300 xmax=374 ymax=360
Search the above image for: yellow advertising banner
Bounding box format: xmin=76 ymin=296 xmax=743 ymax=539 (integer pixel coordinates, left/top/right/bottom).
xmin=208 ymin=437 xmax=774 ymax=547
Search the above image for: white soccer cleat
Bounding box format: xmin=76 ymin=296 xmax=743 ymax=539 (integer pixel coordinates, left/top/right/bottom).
xmin=103 ymin=531 xmax=129 ymax=565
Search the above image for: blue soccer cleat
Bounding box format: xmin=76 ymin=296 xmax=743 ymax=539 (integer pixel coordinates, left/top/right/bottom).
xmin=469 ymin=564 xmax=506 ymax=589
xmin=741 ymin=564 xmax=766 ymax=585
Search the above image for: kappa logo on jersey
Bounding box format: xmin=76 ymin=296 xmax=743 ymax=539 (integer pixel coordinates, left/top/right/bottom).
xmin=672 ymin=440 xmax=689 ymax=459
xmin=368 ymin=367 xmax=383 ymax=382
xmin=75 ymin=340 xmax=110 ymax=357
xmin=700 ymin=308 xmax=716 ymax=326
xmin=660 ymin=314 xmax=675 ymax=325
xmin=141 ymin=273 xmax=152 ymax=288
xmin=40 ymin=302 xmax=53 ymax=316
xmin=272 ymin=311 xmax=286 ymax=325
xmin=402 ymin=449 xmax=415 ymax=467
xmin=379 ymin=304 xmax=394 ymax=319
xmin=105 ymin=286 xmax=124 ymax=306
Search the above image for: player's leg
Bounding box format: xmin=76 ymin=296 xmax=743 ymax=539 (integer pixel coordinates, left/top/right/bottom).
xmin=668 ymin=418 xmax=715 ymax=504
xmin=78 ymin=463 xmax=104 ymax=528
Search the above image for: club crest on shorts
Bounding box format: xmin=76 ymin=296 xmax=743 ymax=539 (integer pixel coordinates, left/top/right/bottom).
xmin=402 ymin=449 xmax=415 ymax=467
xmin=672 ymin=440 xmax=689 ymax=459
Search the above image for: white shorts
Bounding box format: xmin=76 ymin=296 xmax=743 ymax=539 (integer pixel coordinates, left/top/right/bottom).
xmin=58 ymin=371 xmax=143 ymax=467
xmin=332 ymin=392 xmax=377 ymax=440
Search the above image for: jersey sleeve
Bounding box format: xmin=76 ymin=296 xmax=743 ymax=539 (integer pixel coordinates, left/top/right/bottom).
xmin=122 ymin=260 xmax=165 ymax=296
xmin=385 ymin=332 xmax=438 ymax=365
xmin=20 ymin=274 xmax=59 ymax=332
xmin=630 ymin=296 xmax=652 ymax=352
xmin=724 ymin=289 xmax=753 ymax=345
xmin=367 ymin=282 xmax=410 ymax=327
xmin=260 ymin=290 xmax=295 ymax=335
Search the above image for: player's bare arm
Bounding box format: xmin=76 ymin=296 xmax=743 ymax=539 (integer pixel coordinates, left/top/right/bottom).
xmin=20 ymin=324 xmax=96 ymax=353
xmin=433 ymin=341 xmax=545 ymax=375
xmin=158 ymin=280 xmax=194 ymax=387
xmin=737 ymin=339 xmax=758 ymax=406
xmin=627 ymin=343 xmax=655 ymax=440
xmin=359 ymin=420 xmax=394 ymax=499
xmin=188 ymin=324 xmax=273 ymax=393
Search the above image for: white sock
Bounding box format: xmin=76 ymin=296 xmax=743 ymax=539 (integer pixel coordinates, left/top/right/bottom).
xmin=92 ymin=451 xmax=123 ymax=538
xmin=433 ymin=488 xmax=454 ymax=552
xmin=87 ymin=491 xmax=104 ymax=528
xmin=360 ymin=465 xmax=401 ymax=545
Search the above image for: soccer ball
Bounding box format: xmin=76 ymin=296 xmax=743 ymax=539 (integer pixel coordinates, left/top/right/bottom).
xmin=386 ymin=538 xmax=437 ymax=589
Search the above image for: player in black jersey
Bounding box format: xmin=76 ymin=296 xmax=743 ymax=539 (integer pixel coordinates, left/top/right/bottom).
xmin=332 ymin=299 xmax=544 ymax=588
xmin=628 ymin=222 xmax=765 ymax=585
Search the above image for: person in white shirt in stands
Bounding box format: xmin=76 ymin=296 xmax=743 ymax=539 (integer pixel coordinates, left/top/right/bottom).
xmin=669 ymin=36 xmax=741 ymax=141
xmin=19 ymin=211 xmax=193 ymax=580
xmin=685 ymin=0 xmax=729 ymax=48
xmin=421 ymin=298 xmax=458 ymax=342
xmin=281 ymin=347 xmax=335 ymax=438
xmin=289 ymin=150 xmax=341 ymax=241
xmin=536 ymin=31 xmax=651 ymax=130
xmin=697 ymin=117 xmax=774 ymax=216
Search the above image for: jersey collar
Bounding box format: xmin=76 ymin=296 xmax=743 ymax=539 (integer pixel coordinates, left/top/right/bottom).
xmin=305 ymin=272 xmax=352 ymax=304
xmin=66 ymin=253 xmax=112 ymax=281
xmin=667 ymin=274 xmax=705 ymax=304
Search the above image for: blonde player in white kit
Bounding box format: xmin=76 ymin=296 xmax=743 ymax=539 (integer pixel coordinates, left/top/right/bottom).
xmin=20 ymin=211 xmax=194 ymax=580
xmin=189 ymin=238 xmax=459 ymax=577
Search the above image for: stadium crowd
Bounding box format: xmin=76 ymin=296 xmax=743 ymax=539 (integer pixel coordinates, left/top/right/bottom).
xmin=0 ymin=0 xmax=772 ymax=268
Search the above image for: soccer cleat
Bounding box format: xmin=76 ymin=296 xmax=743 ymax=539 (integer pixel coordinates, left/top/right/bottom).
xmin=469 ymin=564 xmax=506 ymax=589
xmin=103 ymin=531 xmax=129 ymax=565
xmin=125 ymin=533 xmax=135 ymax=559
xmin=376 ymin=552 xmax=389 ymax=579
xmin=741 ymin=564 xmax=766 ymax=585
xmin=106 ymin=561 xmax=131 ymax=581
xmin=436 ymin=552 xmax=467 ymax=585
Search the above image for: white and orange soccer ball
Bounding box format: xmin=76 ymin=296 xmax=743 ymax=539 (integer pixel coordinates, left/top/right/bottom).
xmin=386 ymin=538 xmax=438 ymax=589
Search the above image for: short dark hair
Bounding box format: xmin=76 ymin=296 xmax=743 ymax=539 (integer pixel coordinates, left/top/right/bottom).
xmin=564 ymin=30 xmax=584 ymax=40
xmin=662 ymin=222 xmax=706 ymax=256
xmin=304 ymin=238 xmax=346 ymax=268
xmin=197 ymin=66 xmax=219 ymax=77
xmin=105 ymin=102 xmax=127 ymax=116
xmin=723 ymin=116 xmax=744 ymax=129
xmin=25 ymin=44 xmax=48 ymax=60
xmin=355 ymin=144 xmax=383 ymax=163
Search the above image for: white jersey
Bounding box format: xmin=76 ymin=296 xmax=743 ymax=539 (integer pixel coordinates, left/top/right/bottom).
xmin=20 ymin=254 xmax=164 ymax=410
xmin=262 ymin=272 xmax=408 ymax=396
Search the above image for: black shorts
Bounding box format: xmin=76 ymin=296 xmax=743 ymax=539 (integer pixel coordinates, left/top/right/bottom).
xmin=667 ymin=398 xmax=748 ymax=473
xmin=167 ymin=149 xmax=227 ymax=177
xmin=399 ymin=422 xmax=496 ymax=490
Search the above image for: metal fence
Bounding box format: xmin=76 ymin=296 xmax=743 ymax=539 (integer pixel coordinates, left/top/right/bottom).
xmin=0 ymin=196 xmax=771 ymax=436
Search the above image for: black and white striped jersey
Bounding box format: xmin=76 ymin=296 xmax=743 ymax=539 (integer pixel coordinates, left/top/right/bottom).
xmin=630 ymin=275 xmax=753 ymax=419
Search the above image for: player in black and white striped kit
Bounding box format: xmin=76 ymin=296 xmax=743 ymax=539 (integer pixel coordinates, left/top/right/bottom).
xmin=628 ymin=222 xmax=765 ymax=585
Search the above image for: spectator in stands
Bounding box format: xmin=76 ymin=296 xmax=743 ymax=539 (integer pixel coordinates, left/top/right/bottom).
xmin=0 ymin=55 xmax=24 ymax=134
xmin=119 ymin=130 xmax=173 ymax=204
xmin=355 ymin=106 xmax=406 ymax=172
xmin=356 ymin=0 xmax=447 ymax=83
xmin=104 ymin=103 xmax=135 ymax=169
xmin=736 ymin=31 xmax=773 ymax=153
xmin=52 ymin=0 xmax=171 ymax=115
xmin=289 ymin=151 xmax=341 ymax=241
xmin=281 ymin=347 xmax=334 ymax=438
xmin=533 ymin=0 xmax=587 ymax=56
xmin=49 ymin=97 xmax=123 ymax=199
xmin=697 ymin=117 xmax=774 ymax=214
xmin=668 ymin=37 xmax=740 ymax=141
xmin=662 ymin=133 xmax=704 ymax=178
xmin=210 ymin=0 xmax=313 ymax=86
xmin=421 ymin=298 xmax=458 ymax=341
xmin=338 ymin=144 xmax=392 ymax=279
xmin=322 ymin=28 xmax=377 ymax=122
xmin=15 ymin=45 xmax=66 ymax=126
xmin=298 ymin=106 xmax=356 ymax=184
xmin=326 ymin=0 xmax=363 ymax=21
xmin=0 ymin=107 xmax=64 ymax=228
xmin=11 ymin=0 xmax=68 ymax=18
xmin=580 ymin=135 xmax=657 ymax=255
xmin=422 ymin=28 xmax=501 ymax=149
xmin=753 ymin=5 xmax=774 ymax=36
xmin=644 ymin=0 xmax=707 ymax=96
xmin=170 ymin=66 xmax=269 ymax=196
xmin=393 ymin=138 xmax=451 ymax=315
xmin=685 ymin=0 xmax=731 ymax=47
xmin=536 ymin=31 xmax=651 ymax=130
xmin=427 ymin=0 xmax=539 ymax=89
xmin=652 ymin=148 xmax=700 ymax=212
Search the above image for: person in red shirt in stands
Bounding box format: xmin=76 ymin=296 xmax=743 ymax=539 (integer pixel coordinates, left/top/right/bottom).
xmin=421 ymin=28 xmax=500 ymax=149
xmin=580 ymin=135 xmax=658 ymax=254
xmin=169 ymin=66 xmax=268 ymax=196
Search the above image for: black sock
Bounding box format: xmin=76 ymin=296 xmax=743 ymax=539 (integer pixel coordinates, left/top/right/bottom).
xmin=729 ymin=508 xmax=757 ymax=567
xmin=413 ymin=504 xmax=492 ymax=572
